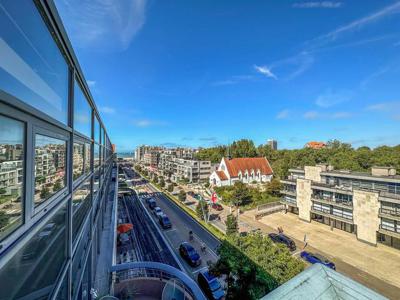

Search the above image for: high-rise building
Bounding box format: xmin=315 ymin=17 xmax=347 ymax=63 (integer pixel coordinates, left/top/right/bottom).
xmin=0 ymin=1 xmax=115 ymax=299
xmin=267 ymin=139 xmax=278 ymax=150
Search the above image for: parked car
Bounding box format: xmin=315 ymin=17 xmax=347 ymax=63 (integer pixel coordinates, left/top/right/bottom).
xmin=300 ymin=251 xmax=336 ymax=270
xmin=268 ymin=233 xmax=296 ymax=251
xmin=179 ymin=242 xmax=201 ymax=267
xmin=211 ymin=203 xmax=223 ymax=211
xmin=148 ymin=199 xmax=157 ymax=209
xmin=153 ymin=206 xmax=163 ymax=218
xmin=187 ymin=191 xmax=195 ymax=197
xmin=159 ymin=214 xmax=172 ymax=229
xmin=197 ymin=270 xmax=225 ymax=300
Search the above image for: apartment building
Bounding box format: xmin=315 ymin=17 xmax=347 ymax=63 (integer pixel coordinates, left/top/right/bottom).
xmin=281 ymin=164 xmax=400 ymax=250
xmin=143 ymin=151 xmax=159 ymax=168
xmin=0 ymin=1 xmax=115 ymax=299
xmin=158 ymin=153 xmax=211 ymax=183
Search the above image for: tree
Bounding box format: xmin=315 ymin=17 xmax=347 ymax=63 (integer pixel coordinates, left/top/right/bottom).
xmin=153 ymin=174 xmax=158 ymax=183
xmin=231 ymin=182 xmax=251 ymax=206
xmin=225 ymin=214 xmax=238 ymax=236
xmin=265 ymin=178 xmax=281 ymax=196
xmin=53 ymin=179 xmax=62 ymax=191
xmin=0 ymin=188 xmax=6 ymax=195
xmin=40 ymin=187 xmax=50 ymax=199
xmin=196 ymin=200 xmax=209 ymax=221
xmin=178 ymin=190 xmax=186 ymax=202
xmin=204 ymin=181 xmax=210 ymax=188
xmin=0 ymin=211 xmax=10 ymax=230
xmin=159 ymin=177 xmax=165 ymax=188
xmin=231 ymin=139 xmax=258 ymax=158
xmin=167 ymin=184 xmax=174 ymax=192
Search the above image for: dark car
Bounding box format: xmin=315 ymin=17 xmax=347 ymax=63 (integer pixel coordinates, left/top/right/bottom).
xmin=179 ymin=242 xmax=201 ymax=267
xmin=197 ymin=270 xmax=225 ymax=300
xmin=211 ymin=203 xmax=223 ymax=211
xmin=300 ymin=251 xmax=336 ymax=270
xmin=159 ymin=214 xmax=172 ymax=229
xmin=268 ymin=233 xmax=296 ymax=251
xmin=148 ymin=199 xmax=157 ymax=209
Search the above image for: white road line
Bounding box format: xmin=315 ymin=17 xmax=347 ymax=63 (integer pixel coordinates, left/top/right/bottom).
xmin=164 ymin=228 xmax=177 ymax=233
xmin=192 ymin=266 xmax=208 ymax=274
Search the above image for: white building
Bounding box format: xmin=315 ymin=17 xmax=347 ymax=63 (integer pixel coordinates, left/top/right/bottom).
xmin=209 ymin=157 xmax=273 ymax=187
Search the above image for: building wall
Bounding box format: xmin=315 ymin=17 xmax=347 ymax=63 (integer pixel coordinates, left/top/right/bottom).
xmin=297 ymin=178 xmax=312 ymax=222
xmin=353 ymin=190 xmax=380 ymax=245
xmin=304 ymin=166 xmax=323 ymax=182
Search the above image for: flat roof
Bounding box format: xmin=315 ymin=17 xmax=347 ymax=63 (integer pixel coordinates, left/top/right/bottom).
xmin=261 ymin=264 xmax=387 ymax=300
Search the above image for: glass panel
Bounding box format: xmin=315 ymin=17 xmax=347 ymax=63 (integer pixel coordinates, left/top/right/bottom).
xmin=94 ymin=116 xmax=99 ymax=143
xmin=34 ymin=134 xmax=66 ymax=206
xmin=55 ymin=272 xmax=68 ymax=300
xmin=72 ymin=221 xmax=90 ymax=298
xmin=0 ymin=1 xmax=69 ymax=124
xmin=72 ymin=178 xmax=91 ymax=242
xmin=84 ymin=142 xmax=91 ymax=173
xmin=73 ymin=142 xmax=84 ymax=180
xmin=94 ymin=144 xmax=100 ymax=169
xmin=0 ymin=115 xmax=24 ymax=241
xmin=73 ymin=80 xmax=92 ymax=137
xmin=0 ymin=202 xmax=67 ymax=299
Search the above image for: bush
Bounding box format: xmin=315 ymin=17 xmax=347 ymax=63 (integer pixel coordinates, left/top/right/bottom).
xmin=196 ymin=200 xmax=209 ymax=221
xmin=178 ymin=190 xmax=186 ymax=202
xmin=225 ymin=214 xmax=238 ymax=236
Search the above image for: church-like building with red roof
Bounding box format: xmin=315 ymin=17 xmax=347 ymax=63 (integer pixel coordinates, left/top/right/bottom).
xmin=209 ymin=157 xmax=273 ymax=187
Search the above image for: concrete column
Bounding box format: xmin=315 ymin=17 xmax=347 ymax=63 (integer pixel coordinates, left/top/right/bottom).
xmin=296 ymin=178 xmax=312 ymax=222
xmin=353 ymin=189 xmax=380 ymax=245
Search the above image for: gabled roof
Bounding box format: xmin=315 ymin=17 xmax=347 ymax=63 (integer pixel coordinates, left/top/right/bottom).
xmin=223 ymin=157 xmax=273 ymax=177
xmin=261 ymin=264 xmax=386 ymax=300
xmin=215 ymin=170 xmax=228 ymax=181
xmin=306 ymin=141 xmax=326 ymax=149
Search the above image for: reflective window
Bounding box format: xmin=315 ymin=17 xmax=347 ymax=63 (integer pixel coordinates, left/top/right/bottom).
xmin=72 ymin=178 xmax=91 ymax=241
xmin=84 ymin=142 xmax=91 ymax=173
xmin=94 ymin=116 xmax=100 ymax=143
xmin=73 ymin=142 xmax=84 ymax=180
xmin=0 ymin=1 xmax=69 ymax=124
xmin=0 ymin=115 xmax=24 ymax=241
xmin=94 ymin=144 xmax=100 ymax=169
xmin=34 ymin=134 xmax=66 ymax=206
xmin=74 ymin=80 xmax=91 ymax=137
xmin=72 ymin=221 xmax=90 ymax=298
xmin=0 ymin=202 xmax=67 ymax=299
xmin=55 ymin=273 xmax=68 ymax=300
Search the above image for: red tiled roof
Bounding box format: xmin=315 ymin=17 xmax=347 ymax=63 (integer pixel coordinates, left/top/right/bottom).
xmin=223 ymin=157 xmax=273 ymax=177
xmin=306 ymin=141 xmax=326 ymax=149
xmin=215 ymin=170 xmax=228 ymax=181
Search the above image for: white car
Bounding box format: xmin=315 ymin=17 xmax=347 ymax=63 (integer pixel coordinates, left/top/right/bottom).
xmin=153 ymin=207 xmax=163 ymax=217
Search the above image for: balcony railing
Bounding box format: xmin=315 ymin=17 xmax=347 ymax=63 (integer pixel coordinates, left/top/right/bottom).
xmin=379 ymin=208 xmax=400 ymax=218
xmin=311 ymin=195 xmax=353 ymax=207
xmin=379 ymin=224 xmax=400 ymax=234
xmin=281 ymin=196 xmax=297 ymax=206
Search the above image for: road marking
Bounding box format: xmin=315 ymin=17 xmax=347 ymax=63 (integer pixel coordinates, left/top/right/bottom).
xmin=164 ymin=228 xmax=177 ymax=233
xmin=192 ymin=266 xmax=208 ymax=274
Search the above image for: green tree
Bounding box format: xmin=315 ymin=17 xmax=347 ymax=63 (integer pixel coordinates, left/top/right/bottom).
xmin=40 ymin=187 xmax=50 ymax=199
xmin=159 ymin=177 xmax=165 ymax=188
xmin=196 ymin=200 xmax=209 ymax=221
xmin=225 ymin=214 xmax=238 ymax=236
xmin=265 ymin=178 xmax=281 ymax=196
xmin=167 ymin=184 xmax=174 ymax=192
xmin=178 ymin=190 xmax=186 ymax=202
xmin=0 ymin=188 xmax=6 ymax=195
xmin=231 ymin=182 xmax=251 ymax=206
xmin=231 ymin=139 xmax=258 ymax=158
xmin=53 ymin=179 xmax=62 ymax=191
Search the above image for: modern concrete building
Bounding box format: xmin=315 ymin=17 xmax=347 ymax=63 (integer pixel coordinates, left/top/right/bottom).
xmin=143 ymin=151 xmax=159 ymax=168
xmin=267 ymin=139 xmax=278 ymax=150
xmin=281 ymin=164 xmax=400 ymax=250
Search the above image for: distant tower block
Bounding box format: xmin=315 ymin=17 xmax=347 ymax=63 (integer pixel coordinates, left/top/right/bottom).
xmin=267 ymin=139 xmax=278 ymax=150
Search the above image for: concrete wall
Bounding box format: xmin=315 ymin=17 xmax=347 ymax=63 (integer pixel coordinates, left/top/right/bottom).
xmin=296 ymin=178 xmax=312 ymax=222
xmin=353 ymin=189 xmax=380 ymax=245
xmin=304 ymin=166 xmax=324 ymax=182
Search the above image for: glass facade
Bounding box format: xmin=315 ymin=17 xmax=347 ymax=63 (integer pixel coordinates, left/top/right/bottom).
xmin=0 ymin=0 xmax=69 ymax=124
xmin=0 ymin=1 xmax=115 ymax=299
xmin=0 ymin=115 xmax=24 ymax=241
xmin=34 ymin=134 xmax=67 ymax=206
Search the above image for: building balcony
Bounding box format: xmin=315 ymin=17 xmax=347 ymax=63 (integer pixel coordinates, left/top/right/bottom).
xmin=311 ymin=196 xmax=353 ymax=209
xmin=379 ymin=208 xmax=400 ymax=222
xmin=379 ymin=225 xmax=400 ymax=239
xmin=311 ymin=208 xmax=354 ymax=224
xmin=311 ymin=182 xmax=353 ymax=195
xmin=379 ymin=191 xmax=400 ymax=204
xmin=280 ymin=196 xmax=297 ymax=207
xmin=281 ymin=178 xmax=296 ymax=185
xmin=281 ymin=189 xmax=296 ymax=197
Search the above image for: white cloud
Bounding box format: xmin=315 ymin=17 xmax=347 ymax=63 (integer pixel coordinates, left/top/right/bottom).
xmin=303 ymin=111 xmax=352 ymax=120
xmin=366 ymin=101 xmax=400 ymax=111
xmin=276 ymin=109 xmax=290 ymax=119
xmin=293 ymin=2 xmax=342 ymax=9
xmin=56 ymin=0 xmax=147 ymax=51
xmin=315 ymin=90 xmax=352 ymax=108
xmin=131 ymin=119 xmax=167 ymax=127
xmin=86 ymin=80 xmax=96 ymax=87
xmin=254 ymin=65 xmax=277 ymax=79
xmin=99 ymin=106 xmax=116 ymax=114
xmin=303 ymin=111 xmax=320 ymax=119
xmin=332 ymin=112 xmax=352 ymax=119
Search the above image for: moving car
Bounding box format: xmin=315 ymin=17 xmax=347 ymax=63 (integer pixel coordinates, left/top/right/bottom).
xmin=153 ymin=206 xmax=163 ymax=218
xmin=159 ymin=214 xmax=172 ymax=229
xmin=197 ymin=270 xmax=225 ymax=300
xmin=268 ymin=233 xmax=296 ymax=251
xmin=211 ymin=203 xmax=223 ymax=211
xmin=300 ymin=251 xmax=336 ymax=270
xmin=148 ymin=199 xmax=156 ymax=209
xmin=179 ymin=242 xmax=201 ymax=267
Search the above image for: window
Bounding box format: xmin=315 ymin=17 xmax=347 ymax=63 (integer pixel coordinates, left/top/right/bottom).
xmin=94 ymin=116 xmax=100 ymax=143
xmin=73 ymin=142 xmax=84 ymax=180
xmin=73 ymin=80 xmax=92 ymax=137
xmin=84 ymin=142 xmax=91 ymax=173
xmin=94 ymin=144 xmax=100 ymax=169
xmin=72 ymin=178 xmax=91 ymax=242
xmin=0 ymin=202 xmax=67 ymax=299
xmin=0 ymin=1 xmax=69 ymax=124
xmin=0 ymin=115 xmax=24 ymax=241
xmin=34 ymin=134 xmax=66 ymax=207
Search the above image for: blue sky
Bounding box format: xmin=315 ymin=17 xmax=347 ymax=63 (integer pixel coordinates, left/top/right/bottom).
xmin=55 ymin=0 xmax=400 ymax=151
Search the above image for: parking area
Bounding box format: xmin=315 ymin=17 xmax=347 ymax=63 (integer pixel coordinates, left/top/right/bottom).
xmin=243 ymin=211 xmax=400 ymax=296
